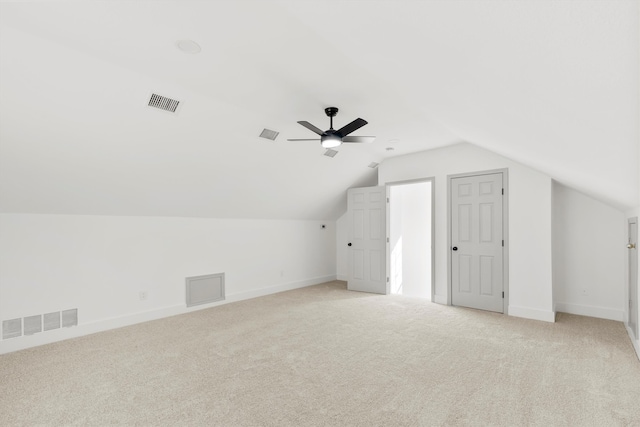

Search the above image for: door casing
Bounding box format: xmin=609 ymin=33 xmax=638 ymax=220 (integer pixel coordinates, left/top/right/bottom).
xmin=628 ymin=217 xmax=638 ymax=340
xmin=447 ymin=168 xmax=509 ymax=313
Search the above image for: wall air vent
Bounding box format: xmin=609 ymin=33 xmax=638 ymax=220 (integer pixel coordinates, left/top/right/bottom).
xmin=148 ymin=93 xmax=180 ymax=113
xmin=44 ymin=312 xmax=61 ymax=331
xmin=1 ymin=309 xmax=76 ymax=340
xmin=324 ymin=149 xmax=338 ymax=158
xmin=186 ymin=273 xmax=225 ymax=307
xmin=61 ymin=309 xmax=78 ymax=328
xmin=2 ymin=318 xmax=21 ymax=340
xmin=24 ymin=315 xmax=42 ymax=336
xmin=259 ymin=128 xmax=279 ymax=141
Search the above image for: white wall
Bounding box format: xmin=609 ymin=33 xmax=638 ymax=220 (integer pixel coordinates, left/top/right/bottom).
xmin=336 ymin=213 xmax=348 ymax=280
xmin=0 ymin=214 xmax=336 ymax=354
xmin=552 ymin=182 xmax=626 ymax=321
xmin=379 ymin=142 xmax=554 ymax=322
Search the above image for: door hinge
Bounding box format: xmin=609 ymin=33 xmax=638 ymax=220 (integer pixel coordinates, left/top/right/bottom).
xmin=502 ymin=292 xmax=504 ymax=298
xmin=387 ymin=197 xmax=389 ymax=203
xmin=502 ymin=240 xmax=504 ymax=247
xmin=502 ymin=188 xmax=504 ymax=195
xmin=387 ymin=277 xmax=390 ymax=283
xmin=387 ymin=237 xmax=389 ymax=243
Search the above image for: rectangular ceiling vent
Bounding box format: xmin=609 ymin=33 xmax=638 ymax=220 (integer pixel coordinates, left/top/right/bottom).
xmin=259 ymin=128 xmax=279 ymax=141
xmin=148 ymin=93 xmax=180 ymax=113
xmin=324 ymin=149 xmax=338 ymax=158
xmin=368 ymin=162 xmax=379 ymax=169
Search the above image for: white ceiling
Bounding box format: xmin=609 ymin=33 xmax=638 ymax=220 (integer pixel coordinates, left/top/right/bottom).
xmin=0 ymin=0 xmax=638 ymax=220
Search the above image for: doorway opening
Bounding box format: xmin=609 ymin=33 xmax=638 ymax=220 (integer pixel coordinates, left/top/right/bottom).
xmin=388 ymin=179 xmax=434 ymax=299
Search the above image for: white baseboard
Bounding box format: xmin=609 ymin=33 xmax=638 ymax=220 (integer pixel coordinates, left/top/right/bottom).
xmin=508 ymin=305 xmax=556 ymax=323
xmin=0 ymin=275 xmax=336 ymax=355
xmin=225 ymin=275 xmax=337 ymax=303
xmin=337 ymin=275 xmax=347 ymax=281
xmin=555 ymin=302 xmax=624 ymax=322
xmin=625 ymin=324 xmax=640 ymax=361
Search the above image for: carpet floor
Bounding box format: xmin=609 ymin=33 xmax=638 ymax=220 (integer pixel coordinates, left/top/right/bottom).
xmin=1 ymin=281 xmax=639 ymax=426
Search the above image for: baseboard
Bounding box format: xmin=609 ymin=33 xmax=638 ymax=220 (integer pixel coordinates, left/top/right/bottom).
xmin=625 ymin=324 xmax=640 ymax=361
xmin=224 ymin=275 xmax=337 ymax=303
xmin=0 ymin=275 xmax=336 ymax=355
xmin=337 ymin=275 xmax=347 ymax=281
xmin=555 ymin=302 xmax=624 ymax=322
xmin=508 ymin=305 xmax=556 ymax=323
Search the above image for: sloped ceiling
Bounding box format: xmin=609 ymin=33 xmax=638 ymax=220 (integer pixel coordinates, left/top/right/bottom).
xmin=0 ymin=0 xmax=637 ymax=220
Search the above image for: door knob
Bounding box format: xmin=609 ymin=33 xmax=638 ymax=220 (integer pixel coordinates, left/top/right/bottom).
xmin=628 ymin=243 xmax=636 ymax=249
xmin=348 ymin=243 xmax=352 ymax=247
xmin=452 ymin=246 xmax=458 ymax=251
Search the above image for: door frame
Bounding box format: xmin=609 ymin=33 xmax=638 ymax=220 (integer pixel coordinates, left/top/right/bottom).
xmin=628 ymin=216 xmax=638 ymax=340
xmin=385 ymin=177 xmax=436 ymax=301
xmin=447 ymin=168 xmax=509 ymax=313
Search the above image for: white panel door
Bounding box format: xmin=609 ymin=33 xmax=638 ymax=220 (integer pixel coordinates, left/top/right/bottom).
xmin=451 ymin=173 xmax=504 ymax=313
xmin=629 ymin=218 xmax=638 ymax=340
xmin=347 ymin=186 xmax=387 ymax=294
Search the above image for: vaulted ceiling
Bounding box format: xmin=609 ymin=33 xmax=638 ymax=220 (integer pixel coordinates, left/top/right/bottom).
xmin=0 ymin=1 xmax=637 ymax=219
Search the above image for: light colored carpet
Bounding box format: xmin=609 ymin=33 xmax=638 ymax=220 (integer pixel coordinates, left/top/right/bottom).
xmin=1 ymin=281 xmax=639 ymax=426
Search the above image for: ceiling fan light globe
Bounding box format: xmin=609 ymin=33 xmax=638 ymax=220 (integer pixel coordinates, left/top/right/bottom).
xmin=321 ymin=135 xmax=342 ymax=148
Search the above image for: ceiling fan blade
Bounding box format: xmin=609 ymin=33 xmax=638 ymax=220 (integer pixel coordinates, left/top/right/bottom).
xmin=342 ymin=136 xmax=375 ymax=144
xmin=297 ymin=121 xmax=324 ymax=135
xmin=287 ymin=138 xmax=321 ymax=141
xmin=337 ymin=118 xmax=367 ymax=137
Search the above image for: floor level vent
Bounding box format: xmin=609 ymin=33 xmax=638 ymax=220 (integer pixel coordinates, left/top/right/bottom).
xmin=62 ymin=309 xmax=78 ymax=328
xmin=44 ymin=312 xmax=61 ymax=331
xmin=186 ymin=273 xmax=225 ymax=307
xmin=1 ymin=309 xmax=77 ymax=340
xmin=24 ymin=315 xmax=42 ymax=336
xmin=2 ymin=318 xmax=21 ymax=339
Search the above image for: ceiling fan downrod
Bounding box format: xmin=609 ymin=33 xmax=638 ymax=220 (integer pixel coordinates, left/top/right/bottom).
xmin=325 ymin=107 xmax=338 ymax=130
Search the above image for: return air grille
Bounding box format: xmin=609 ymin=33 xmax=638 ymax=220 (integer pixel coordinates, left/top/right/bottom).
xmin=2 ymin=319 xmax=21 ymax=340
xmin=148 ymin=93 xmax=180 ymax=113
xmin=2 ymin=309 xmax=77 ymax=340
xmin=186 ymin=273 xmax=225 ymax=307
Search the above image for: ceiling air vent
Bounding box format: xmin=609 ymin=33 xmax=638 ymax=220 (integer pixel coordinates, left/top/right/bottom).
xmin=259 ymin=128 xmax=279 ymax=141
xmin=324 ymin=149 xmax=338 ymax=158
xmin=368 ymin=162 xmax=379 ymax=169
xmin=148 ymin=93 xmax=180 ymax=113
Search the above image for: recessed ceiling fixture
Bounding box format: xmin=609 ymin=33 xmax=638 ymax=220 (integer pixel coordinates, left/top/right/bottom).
xmin=259 ymin=128 xmax=279 ymax=141
xmin=176 ymin=39 xmax=201 ymax=54
xmin=324 ymin=149 xmax=338 ymax=158
xmin=288 ymin=107 xmax=376 ymax=148
xmin=368 ymin=162 xmax=379 ymax=169
xmin=148 ymin=93 xmax=180 ymax=113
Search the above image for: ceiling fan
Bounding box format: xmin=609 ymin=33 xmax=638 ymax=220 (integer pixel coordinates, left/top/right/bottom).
xmin=288 ymin=107 xmax=375 ymax=148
